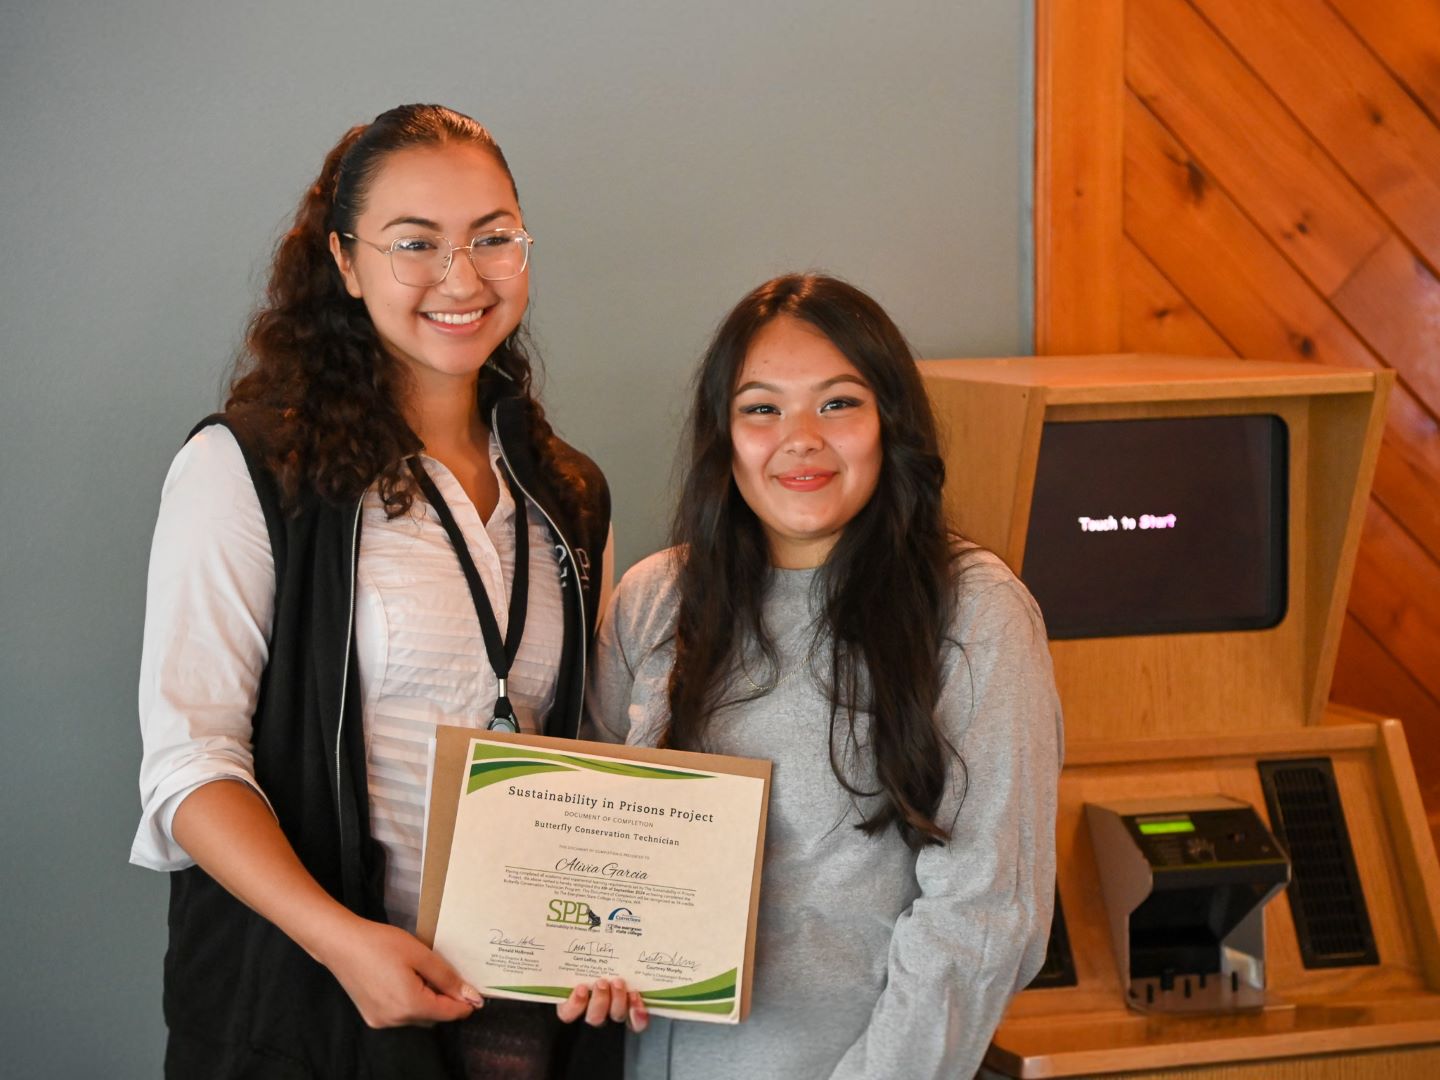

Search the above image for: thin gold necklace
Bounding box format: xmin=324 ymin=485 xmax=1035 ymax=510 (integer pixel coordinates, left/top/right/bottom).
xmin=739 ymin=623 xmax=822 ymax=694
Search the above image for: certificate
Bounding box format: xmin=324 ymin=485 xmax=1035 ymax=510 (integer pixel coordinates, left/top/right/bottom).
xmin=417 ymin=727 xmax=770 ymax=1023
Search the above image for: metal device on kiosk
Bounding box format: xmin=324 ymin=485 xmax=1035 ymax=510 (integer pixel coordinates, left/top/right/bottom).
xmin=1085 ymin=796 xmax=1289 ymax=1014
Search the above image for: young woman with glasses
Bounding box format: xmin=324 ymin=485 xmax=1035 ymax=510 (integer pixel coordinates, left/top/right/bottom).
xmin=588 ymin=273 xmax=1063 ymax=1079
xmin=131 ymin=104 xmax=622 ymax=1079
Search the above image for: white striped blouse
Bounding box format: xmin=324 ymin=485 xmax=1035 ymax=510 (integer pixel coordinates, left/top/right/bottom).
xmin=356 ymin=446 xmax=564 ymax=930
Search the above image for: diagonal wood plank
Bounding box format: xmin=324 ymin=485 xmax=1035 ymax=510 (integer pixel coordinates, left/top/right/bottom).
xmin=1330 ymin=0 xmax=1440 ymax=127
xmin=1348 ymin=500 xmax=1440 ymax=705
xmin=1127 ymin=0 xmax=1388 ymax=294
xmin=1333 ymin=614 xmax=1440 ymax=838
xmin=1119 ymin=238 xmax=1236 ymax=356
xmin=1333 ymin=613 xmax=1440 ymax=786
xmin=1196 ymin=0 xmax=1440 ymax=276
xmin=1125 ymin=94 xmax=1382 ymax=371
xmin=1332 ymin=235 xmax=1440 ymax=424
xmin=1371 ymin=395 xmax=1440 ymax=570
xmin=1125 ymin=93 xmax=1440 ymax=560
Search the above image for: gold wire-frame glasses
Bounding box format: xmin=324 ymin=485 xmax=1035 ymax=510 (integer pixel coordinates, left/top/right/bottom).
xmin=342 ymin=228 xmax=533 ymax=286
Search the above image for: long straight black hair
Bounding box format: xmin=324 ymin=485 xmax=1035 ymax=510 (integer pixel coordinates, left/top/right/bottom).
xmin=666 ymin=273 xmax=962 ymax=849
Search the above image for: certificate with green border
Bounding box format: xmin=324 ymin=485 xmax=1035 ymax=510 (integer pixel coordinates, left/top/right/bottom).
xmin=417 ymin=727 xmax=771 ymax=1024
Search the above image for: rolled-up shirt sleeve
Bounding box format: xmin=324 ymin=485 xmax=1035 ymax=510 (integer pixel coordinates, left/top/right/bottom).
xmin=828 ymin=571 xmax=1064 ymax=1080
xmin=130 ymin=426 xmax=277 ymax=871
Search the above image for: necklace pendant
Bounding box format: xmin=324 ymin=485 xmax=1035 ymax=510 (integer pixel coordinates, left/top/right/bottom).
xmin=488 ymin=713 xmax=520 ymax=733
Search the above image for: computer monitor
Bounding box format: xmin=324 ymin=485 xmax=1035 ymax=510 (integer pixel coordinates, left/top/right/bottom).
xmin=920 ymin=354 xmax=1389 ymax=735
xmin=1021 ymin=415 xmax=1288 ymax=639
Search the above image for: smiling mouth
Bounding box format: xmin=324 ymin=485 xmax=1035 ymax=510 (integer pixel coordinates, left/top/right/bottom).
xmin=775 ymin=471 xmax=836 ymax=489
xmin=423 ymin=309 xmax=486 ymax=326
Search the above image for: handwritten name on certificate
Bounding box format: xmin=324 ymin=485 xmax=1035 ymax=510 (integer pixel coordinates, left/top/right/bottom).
xmin=418 ymin=728 xmax=770 ymax=1023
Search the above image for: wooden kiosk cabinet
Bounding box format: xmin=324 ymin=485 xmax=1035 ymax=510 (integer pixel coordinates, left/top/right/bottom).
xmin=918 ymin=356 xmax=1440 ymax=1077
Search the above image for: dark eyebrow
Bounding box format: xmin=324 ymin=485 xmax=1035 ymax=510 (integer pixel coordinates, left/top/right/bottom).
xmin=382 ymin=215 xmax=440 ymax=231
xmin=380 ymin=209 xmax=517 ymax=231
xmin=733 ymin=374 xmax=870 ymax=397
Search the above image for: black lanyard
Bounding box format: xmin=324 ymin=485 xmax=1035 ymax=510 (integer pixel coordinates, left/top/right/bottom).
xmin=408 ymin=458 xmax=529 ymax=732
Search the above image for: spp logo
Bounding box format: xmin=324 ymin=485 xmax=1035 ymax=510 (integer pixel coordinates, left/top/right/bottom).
xmin=548 ymin=898 xmax=601 ymax=929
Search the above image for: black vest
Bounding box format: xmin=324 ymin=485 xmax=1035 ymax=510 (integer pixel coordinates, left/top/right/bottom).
xmin=162 ymin=400 xmax=616 ymax=1078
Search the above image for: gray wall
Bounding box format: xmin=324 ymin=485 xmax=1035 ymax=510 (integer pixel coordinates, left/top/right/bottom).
xmin=0 ymin=1 xmax=1031 ymax=1073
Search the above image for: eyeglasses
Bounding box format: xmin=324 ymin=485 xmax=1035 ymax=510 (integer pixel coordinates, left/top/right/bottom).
xmin=342 ymin=228 xmax=533 ymax=286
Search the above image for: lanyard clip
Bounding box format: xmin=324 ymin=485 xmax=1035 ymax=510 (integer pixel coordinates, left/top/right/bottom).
xmin=488 ymin=713 xmax=520 ymax=733
xmin=490 ymin=677 xmax=519 ymax=732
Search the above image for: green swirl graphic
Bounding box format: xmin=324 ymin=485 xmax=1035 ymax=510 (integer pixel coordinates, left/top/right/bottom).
xmin=490 ymin=968 xmax=737 ymax=1015
xmin=465 ymin=741 xmax=715 ymax=793
xmin=465 ymin=760 xmax=572 ymax=793
xmin=635 ymin=968 xmax=737 ymax=1002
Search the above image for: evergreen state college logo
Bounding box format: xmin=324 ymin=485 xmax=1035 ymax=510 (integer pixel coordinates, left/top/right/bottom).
xmin=605 ymin=906 xmax=643 ymax=936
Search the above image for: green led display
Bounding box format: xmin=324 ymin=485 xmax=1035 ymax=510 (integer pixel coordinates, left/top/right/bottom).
xmin=1137 ymin=818 xmax=1195 ymax=835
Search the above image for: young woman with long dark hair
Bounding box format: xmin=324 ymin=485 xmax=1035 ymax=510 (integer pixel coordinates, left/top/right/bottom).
xmin=589 ymin=273 xmax=1063 ymax=1078
xmin=131 ymin=104 xmax=622 ymax=1079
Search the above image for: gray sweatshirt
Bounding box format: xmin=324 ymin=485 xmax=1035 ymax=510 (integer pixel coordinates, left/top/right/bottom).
xmin=587 ymin=548 xmax=1063 ymax=1080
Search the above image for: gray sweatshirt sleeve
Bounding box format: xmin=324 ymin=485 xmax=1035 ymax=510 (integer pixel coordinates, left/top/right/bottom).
xmin=584 ymin=550 xmax=680 ymax=746
xmin=827 ymin=570 xmax=1064 ymax=1080
xmin=584 ymin=584 xmax=634 ymax=745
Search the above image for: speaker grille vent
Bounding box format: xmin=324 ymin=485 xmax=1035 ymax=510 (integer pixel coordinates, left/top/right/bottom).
xmin=1258 ymin=758 xmax=1378 ymax=968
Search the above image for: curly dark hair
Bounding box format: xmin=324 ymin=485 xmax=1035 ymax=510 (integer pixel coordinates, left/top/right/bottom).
xmin=226 ymin=103 xmax=590 ymax=525
xmin=665 ymin=273 xmax=967 ymax=850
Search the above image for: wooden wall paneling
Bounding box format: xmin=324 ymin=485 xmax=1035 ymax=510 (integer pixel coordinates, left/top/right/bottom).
xmin=1193 ymin=0 xmax=1440 ymax=274
xmin=1035 ymin=0 xmax=1124 ymax=353
xmin=1126 ymin=0 xmax=1389 ymax=296
xmin=1329 ymin=0 xmax=1440 ymax=126
xmin=1331 ymin=236 xmax=1440 ymax=418
xmin=1124 ymin=94 xmax=1440 ymax=564
xmin=1332 ymin=616 xmax=1440 ymax=808
xmin=1119 ymin=239 xmax=1237 ymax=356
xmin=1122 ymin=95 xmax=1378 ymax=373
xmin=1128 ymin=2 xmax=1440 ymax=558
xmin=1347 ymin=502 xmax=1440 ymax=705
xmin=1368 ymin=395 xmax=1440 ymax=577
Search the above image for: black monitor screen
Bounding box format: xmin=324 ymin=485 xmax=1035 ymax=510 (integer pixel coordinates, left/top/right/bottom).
xmin=1021 ymin=415 xmax=1288 ymax=639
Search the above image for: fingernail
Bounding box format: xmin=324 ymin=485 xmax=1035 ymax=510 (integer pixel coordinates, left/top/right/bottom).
xmin=461 ymin=984 xmax=485 ymax=1007
xmin=575 ymin=985 xmax=590 ymax=999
